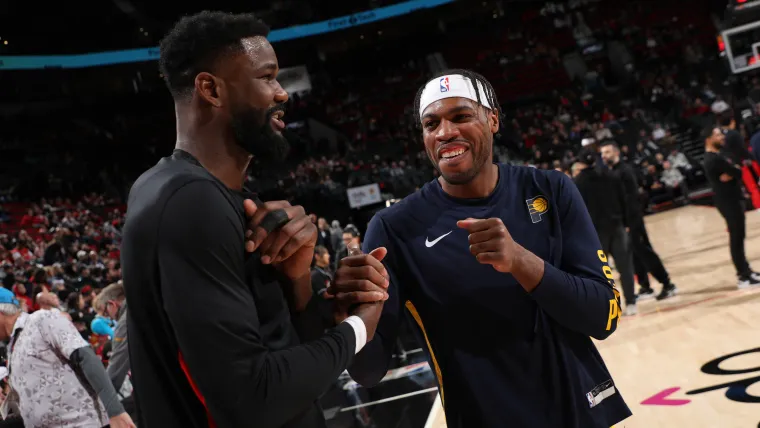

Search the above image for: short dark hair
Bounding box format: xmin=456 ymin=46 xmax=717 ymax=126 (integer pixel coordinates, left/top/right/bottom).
xmin=701 ymin=125 xmax=718 ymax=143
xmin=343 ymin=225 xmax=360 ymax=238
xmin=412 ymin=69 xmax=504 ymax=133
xmin=578 ymin=148 xmax=597 ymax=166
xmin=717 ymin=110 xmax=735 ymax=127
xmin=159 ymin=11 xmax=270 ymax=99
xmin=599 ymin=140 xmax=619 ymax=150
xmin=314 ymin=246 xmax=328 ymax=256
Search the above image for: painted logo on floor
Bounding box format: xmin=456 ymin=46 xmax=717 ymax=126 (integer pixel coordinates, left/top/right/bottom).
xmin=642 ymin=347 xmax=760 ymax=425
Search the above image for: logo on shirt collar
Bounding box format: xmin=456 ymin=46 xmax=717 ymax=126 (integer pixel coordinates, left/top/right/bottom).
xmin=526 ymin=196 xmax=549 ymax=223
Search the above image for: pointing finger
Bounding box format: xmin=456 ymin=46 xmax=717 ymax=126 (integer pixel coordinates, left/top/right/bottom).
xmin=457 ymin=218 xmax=489 ymax=232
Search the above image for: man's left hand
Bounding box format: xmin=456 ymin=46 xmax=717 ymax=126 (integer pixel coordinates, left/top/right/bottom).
xmin=457 ymin=217 xmax=519 ymax=273
xmin=244 ymin=199 xmax=317 ymax=280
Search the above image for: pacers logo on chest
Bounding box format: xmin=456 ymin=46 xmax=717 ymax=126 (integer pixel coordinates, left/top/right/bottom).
xmin=526 ymin=195 xmax=549 ymax=224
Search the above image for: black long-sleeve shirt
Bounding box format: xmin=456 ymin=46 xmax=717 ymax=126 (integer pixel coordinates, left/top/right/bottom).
xmin=574 ymin=167 xmax=629 ymax=232
xmin=121 ymin=150 xmax=356 ymax=428
xmin=703 ymin=151 xmax=743 ymax=204
xmin=722 ymin=129 xmax=752 ymax=163
xmin=349 ymin=164 xmax=631 ymax=428
xmin=611 ymin=161 xmax=643 ymax=226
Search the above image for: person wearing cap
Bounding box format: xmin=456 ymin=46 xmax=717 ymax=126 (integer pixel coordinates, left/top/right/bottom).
xmin=335 ymin=69 xmax=631 ymax=427
xmin=0 ymin=287 xmax=135 ymax=427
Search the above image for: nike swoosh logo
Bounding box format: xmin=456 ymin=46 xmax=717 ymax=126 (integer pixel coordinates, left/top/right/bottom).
xmin=425 ymin=231 xmax=453 ymax=248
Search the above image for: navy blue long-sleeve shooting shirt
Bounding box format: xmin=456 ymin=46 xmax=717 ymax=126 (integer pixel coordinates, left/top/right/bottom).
xmin=349 ymin=163 xmax=631 ymax=428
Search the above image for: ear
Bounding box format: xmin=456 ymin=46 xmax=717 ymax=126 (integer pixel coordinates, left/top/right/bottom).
xmin=488 ymin=108 xmax=500 ymax=134
xmin=194 ymin=72 xmax=223 ymax=108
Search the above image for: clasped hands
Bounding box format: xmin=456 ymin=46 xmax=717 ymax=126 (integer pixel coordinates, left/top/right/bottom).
xmin=242 ymin=198 xmax=518 ymax=321
xmin=243 ymin=200 xmax=389 ymax=324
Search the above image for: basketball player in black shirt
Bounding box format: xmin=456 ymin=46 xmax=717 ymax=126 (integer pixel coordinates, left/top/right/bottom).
xmin=121 ymin=11 xmax=388 ymax=428
xmin=702 ymin=126 xmax=760 ymax=289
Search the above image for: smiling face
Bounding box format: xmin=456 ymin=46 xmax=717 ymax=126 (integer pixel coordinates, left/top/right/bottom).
xmin=196 ymin=36 xmax=290 ymax=161
xmin=420 ymin=97 xmax=499 ymax=185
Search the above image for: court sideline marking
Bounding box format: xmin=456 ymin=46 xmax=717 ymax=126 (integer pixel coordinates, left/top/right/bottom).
xmin=339 ymin=387 xmax=439 ymax=411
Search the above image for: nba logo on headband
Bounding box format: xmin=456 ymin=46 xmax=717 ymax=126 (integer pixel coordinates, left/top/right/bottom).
xmin=419 ymin=74 xmax=493 ymax=117
xmin=439 ymin=77 xmax=450 ymax=93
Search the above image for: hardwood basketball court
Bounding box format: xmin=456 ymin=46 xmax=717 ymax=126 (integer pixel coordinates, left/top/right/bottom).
xmin=424 ymin=205 xmax=760 ymax=428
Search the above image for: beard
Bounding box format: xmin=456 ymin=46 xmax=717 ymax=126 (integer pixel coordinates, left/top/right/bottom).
xmin=230 ymin=104 xmax=290 ymax=162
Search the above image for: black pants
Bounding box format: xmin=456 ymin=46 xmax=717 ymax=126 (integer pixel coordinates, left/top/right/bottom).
xmin=716 ymin=198 xmax=751 ymax=277
xmin=0 ymin=417 xmax=24 ymax=427
xmin=598 ymin=224 xmax=636 ymax=305
xmin=630 ymin=218 xmax=670 ymax=289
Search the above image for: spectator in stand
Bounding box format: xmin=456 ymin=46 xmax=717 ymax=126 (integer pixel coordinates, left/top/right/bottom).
xmin=311 ymin=246 xmax=334 ymax=327
xmin=311 ymin=246 xmax=332 ymax=298
xmin=335 ymin=225 xmax=361 ymax=271
xmin=330 ymin=220 xmax=344 ymax=255
xmin=91 ymin=307 xmax=116 ymax=341
xmin=652 ymin=123 xmax=666 ymax=141
xmin=660 ymin=161 xmax=685 ymax=195
xmin=12 ymin=284 xmax=31 ymax=313
xmin=98 ymin=282 xmax=134 ymax=417
xmin=0 ymin=287 xmax=135 ymax=427
xmin=711 ymin=96 xmax=730 ymax=115
xmin=642 ymin=164 xmax=673 ymax=205
xmin=316 ymin=217 xmax=334 ymax=258
xmin=66 ymin=291 xmax=91 ymax=340
xmin=19 ymin=209 xmax=45 ymax=228
xmin=668 ymin=148 xmax=692 ymax=171
xmin=35 ymin=291 xmax=60 ymax=311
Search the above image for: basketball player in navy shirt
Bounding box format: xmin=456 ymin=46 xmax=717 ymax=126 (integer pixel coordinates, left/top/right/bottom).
xmin=332 ymin=70 xmax=631 ymax=427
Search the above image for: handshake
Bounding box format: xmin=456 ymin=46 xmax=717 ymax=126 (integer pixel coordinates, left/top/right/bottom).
xmin=243 ymin=199 xmax=389 ymax=341
xmin=326 ymin=245 xmax=390 ymax=341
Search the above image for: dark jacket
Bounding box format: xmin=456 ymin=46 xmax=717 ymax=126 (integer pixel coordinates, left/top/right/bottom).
xmin=574 ymin=167 xmax=629 ymax=232
xmin=610 ymin=161 xmax=643 ymax=226
xmin=722 ymin=128 xmax=752 ymax=163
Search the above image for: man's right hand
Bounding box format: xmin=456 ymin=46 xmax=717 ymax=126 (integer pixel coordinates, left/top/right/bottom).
xmin=109 ymin=412 xmax=136 ymax=428
xmin=720 ymin=173 xmax=733 ymax=182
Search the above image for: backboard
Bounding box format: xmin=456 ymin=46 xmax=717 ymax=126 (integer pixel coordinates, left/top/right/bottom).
xmin=722 ymin=19 xmax=760 ymax=74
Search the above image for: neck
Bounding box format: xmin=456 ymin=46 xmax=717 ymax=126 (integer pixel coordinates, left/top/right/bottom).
xmin=316 ymin=261 xmax=328 ymax=269
xmin=705 ymin=145 xmax=719 ymax=153
xmin=3 ymin=312 xmax=21 ymax=339
xmin=175 ymin=103 xmax=252 ymax=190
xmin=440 ymin=163 xmax=499 ymax=199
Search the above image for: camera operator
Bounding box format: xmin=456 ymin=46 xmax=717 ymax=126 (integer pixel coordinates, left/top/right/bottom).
xmin=573 ymin=150 xmax=638 ymax=315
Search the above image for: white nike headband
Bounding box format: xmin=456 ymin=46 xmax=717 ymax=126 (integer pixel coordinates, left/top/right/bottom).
xmin=418 ymin=74 xmax=492 ymax=118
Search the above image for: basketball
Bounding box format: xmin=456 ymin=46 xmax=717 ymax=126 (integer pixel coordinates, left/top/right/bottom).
xmin=533 ymin=198 xmax=548 ymax=213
